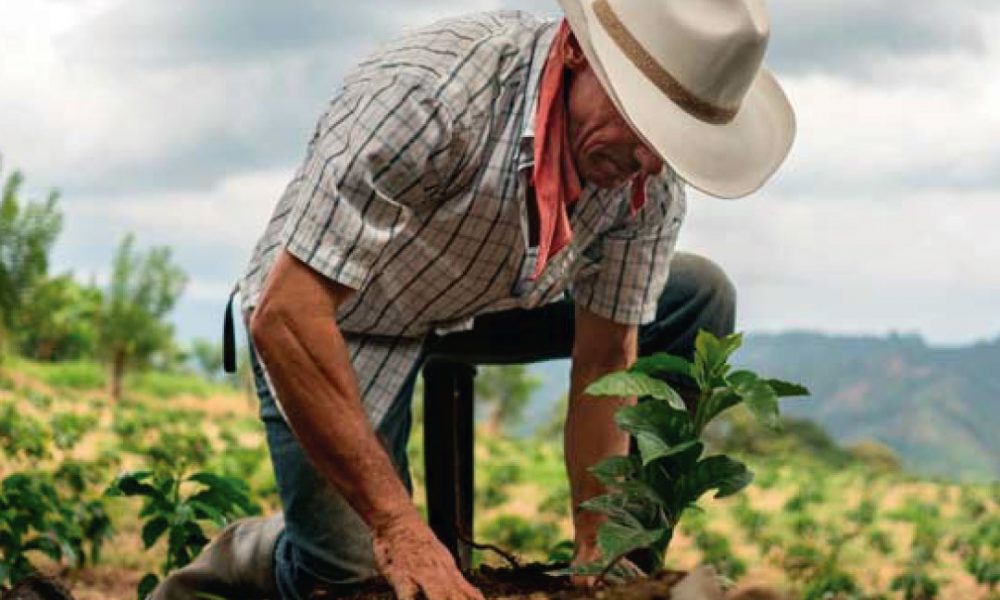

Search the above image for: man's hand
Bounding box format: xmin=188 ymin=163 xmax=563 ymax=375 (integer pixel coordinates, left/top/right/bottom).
xmin=372 ymin=511 xmax=484 ymax=600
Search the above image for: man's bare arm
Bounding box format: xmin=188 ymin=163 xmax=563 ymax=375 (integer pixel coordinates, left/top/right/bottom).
xmin=565 ymin=306 xmax=638 ymax=556
xmin=250 ymin=250 xmax=482 ymax=600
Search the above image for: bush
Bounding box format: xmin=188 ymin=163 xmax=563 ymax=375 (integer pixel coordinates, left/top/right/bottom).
xmin=126 ymin=369 xmax=226 ymax=399
xmin=17 ymin=360 xmax=105 ymax=390
xmin=480 ymin=515 xmax=559 ymax=556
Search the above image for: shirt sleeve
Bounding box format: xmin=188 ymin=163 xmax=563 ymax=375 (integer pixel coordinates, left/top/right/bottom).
xmin=279 ymin=73 xmax=461 ymax=291
xmin=571 ymin=170 xmax=687 ymax=325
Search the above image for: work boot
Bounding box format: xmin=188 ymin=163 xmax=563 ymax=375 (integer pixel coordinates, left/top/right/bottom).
xmin=149 ymin=514 xmax=284 ymax=600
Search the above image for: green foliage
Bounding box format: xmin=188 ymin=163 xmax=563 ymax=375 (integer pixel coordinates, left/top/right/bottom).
xmin=0 ymin=160 xmax=63 ymax=338
xmin=691 ymin=528 xmax=746 ymax=579
xmin=98 ymin=233 xmax=187 ymax=401
xmin=0 ymin=402 xmax=50 ymax=461
xmin=106 ymin=468 xmax=260 ymax=599
xmin=14 ymin=275 xmax=103 ymax=361
xmin=475 ymin=365 xmax=541 ymax=433
xmin=49 ymin=411 xmax=98 ymax=450
xmin=479 ymin=515 xmax=559 ymax=556
xmin=14 ymin=359 xmax=106 ymax=390
xmin=575 ymin=330 xmax=808 ymax=575
xmin=890 ymin=571 xmax=939 ymax=600
xmin=126 ymin=369 xmax=227 ymax=399
xmin=0 ymin=472 xmax=112 ymax=587
xmin=867 ymin=529 xmax=894 ymax=555
xmin=802 ymin=570 xmax=860 ymax=600
xmin=731 ymin=496 xmax=770 ymax=542
xmin=190 ymin=339 xmax=224 ymax=379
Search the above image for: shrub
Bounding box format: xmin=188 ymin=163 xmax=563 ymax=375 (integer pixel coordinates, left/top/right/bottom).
xmin=569 ymin=331 xmax=808 ymax=576
xmin=106 ymin=468 xmax=260 ymax=599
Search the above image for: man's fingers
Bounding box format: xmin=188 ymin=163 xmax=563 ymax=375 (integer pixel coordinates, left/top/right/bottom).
xmin=386 ymin=573 xmax=419 ymax=600
xmin=452 ymin=575 xmax=486 ymax=600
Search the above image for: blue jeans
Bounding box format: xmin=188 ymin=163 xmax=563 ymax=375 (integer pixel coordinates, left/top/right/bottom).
xmin=251 ymin=252 xmax=736 ymax=599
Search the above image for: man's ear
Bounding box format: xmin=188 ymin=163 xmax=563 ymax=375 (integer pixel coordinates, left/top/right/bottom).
xmin=561 ymin=31 xmax=588 ymax=72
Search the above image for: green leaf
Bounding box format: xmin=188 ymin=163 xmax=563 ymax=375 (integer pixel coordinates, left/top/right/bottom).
xmin=187 ymin=500 xmax=226 ymax=527
xmin=586 ymin=372 xmax=685 ymax=409
xmin=729 ymin=372 xmax=780 ymax=429
xmin=580 ymin=494 xmax=642 ymax=526
xmin=106 ymin=470 xmax=160 ymax=500
xmin=614 ymin=401 xmax=695 ymax=460
xmin=629 ymin=353 xmax=692 ymax=379
xmin=596 ymin=520 xmax=670 ymax=566
xmin=141 ymin=516 xmax=169 ymax=549
xmin=692 ymin=331 xmax=742 ymax=389
xmin=589 ymin=456 xmax=640 ymax=487
xmin=765 ymin=378 xmax=810 ymax=397
xmin=694 ymin=388 xmax=741 ymax=433
xmin=634 ymin=434 xmax=701 ymax=466
xmin=137 ymin=572 xmax=159 ymax=600
xmin=24 ymin=536 xmax=61 ymax=560
xmin=187 ymin=472 xmax=256 ymax=514
xmin=670 ymin=455 xmax=754 ymax=511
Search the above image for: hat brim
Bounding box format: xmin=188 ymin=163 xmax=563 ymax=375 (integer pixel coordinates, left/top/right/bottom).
xmin=559 ymin=0 xmax=796 ymax=199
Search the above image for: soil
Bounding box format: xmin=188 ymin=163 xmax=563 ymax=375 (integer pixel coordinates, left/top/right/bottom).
xmin=312 ymin=564 xmax=693 ymax=599
xmin=1 ymin=576 xmax=76 ymax=600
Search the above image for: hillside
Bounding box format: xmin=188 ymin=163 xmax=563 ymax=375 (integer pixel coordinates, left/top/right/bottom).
xmin=526 ymin=332 xmax=1000 ymax=481
xmin=1 ymin=358 xmax=996 ymax=599
xmin=737 ymin=332 xmax=1000 ymax=480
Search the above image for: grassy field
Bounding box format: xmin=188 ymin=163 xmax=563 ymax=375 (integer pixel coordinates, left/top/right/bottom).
xmin=0 ymin=359 xmax=996 ymax=599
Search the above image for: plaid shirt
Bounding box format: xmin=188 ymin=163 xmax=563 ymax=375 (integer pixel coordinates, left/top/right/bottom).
xmin=239 ymin=11 xmax=686 ymax=425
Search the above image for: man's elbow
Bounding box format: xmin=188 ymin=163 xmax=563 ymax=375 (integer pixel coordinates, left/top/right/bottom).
xmin=248 ymin=293 xmax=288 ymax=354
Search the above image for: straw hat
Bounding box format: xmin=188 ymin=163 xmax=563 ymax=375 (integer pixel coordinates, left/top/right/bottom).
xmin=557 ymin=0 xmax=796 ymax=198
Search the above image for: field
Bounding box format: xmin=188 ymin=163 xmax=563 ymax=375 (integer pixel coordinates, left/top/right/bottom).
xmin=0 ymin=359 xmax=997 ymax=599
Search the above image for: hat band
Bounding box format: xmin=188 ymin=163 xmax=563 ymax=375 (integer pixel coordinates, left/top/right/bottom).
xmin=593 ymin=0 xmax=739 ymax=125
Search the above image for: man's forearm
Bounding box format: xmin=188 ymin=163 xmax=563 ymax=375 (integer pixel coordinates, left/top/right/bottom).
xmin=251 ymin=306 xmax=417 ymax=532
xmin=564 ymin=312 xmax=638 ymax=549
xmin=565 ymin=363 xmax=635 ymax=546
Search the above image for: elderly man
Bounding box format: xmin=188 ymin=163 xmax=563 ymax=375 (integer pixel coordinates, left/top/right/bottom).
xmin=154 ymin=0 xmax=793 ymax=598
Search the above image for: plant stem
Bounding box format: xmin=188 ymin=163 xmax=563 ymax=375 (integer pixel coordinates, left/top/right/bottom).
xmin=596 ymin=549 xmax=634 ymax=587
xmin=454 ymin=530 xmax=520 ymax=570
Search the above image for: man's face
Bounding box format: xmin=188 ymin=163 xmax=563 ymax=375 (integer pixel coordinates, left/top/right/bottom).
xmin=565 ymin=58 xmax=664 ymax=189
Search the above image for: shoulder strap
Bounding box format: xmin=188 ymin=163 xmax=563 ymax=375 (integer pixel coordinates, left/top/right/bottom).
xmin=222 ymin=285 xmax=238 ymax=374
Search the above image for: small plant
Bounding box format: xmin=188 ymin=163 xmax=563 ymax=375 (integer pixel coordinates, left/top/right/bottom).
xmin=890 ymin=570 xmax=939 ymax=600
xmin=106 ymin=468 xmax=260 ymax=599
xmin=570 ymin=330 xmax=808 ymax=577
xmin=0 ymin=472 xmax=111 ymax=587
xmin=49 ymin=411 xmax=98 ymax=450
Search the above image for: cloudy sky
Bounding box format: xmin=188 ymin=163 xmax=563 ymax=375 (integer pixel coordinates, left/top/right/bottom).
xmin=3 ymin=0 xmax=998 ymax=347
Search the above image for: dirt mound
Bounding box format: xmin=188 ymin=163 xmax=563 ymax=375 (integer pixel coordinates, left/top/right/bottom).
xmin=313 ymin=564 xmax=730 ymax=599
xmin=2 ymin=576 xmax=75 ymax=600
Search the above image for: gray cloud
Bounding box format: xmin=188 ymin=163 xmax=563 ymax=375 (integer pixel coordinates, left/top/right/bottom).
xmin=63 ymin=1 xmax=427 ymax=67
xmin=23 ymin=0 xmax=1000 ymax=199
xmin=767 ymin=0 xmax=991 ymax=79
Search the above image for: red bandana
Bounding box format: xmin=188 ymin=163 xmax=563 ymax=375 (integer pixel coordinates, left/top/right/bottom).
xmin=531 ymin=21 xmax=648 ymax=280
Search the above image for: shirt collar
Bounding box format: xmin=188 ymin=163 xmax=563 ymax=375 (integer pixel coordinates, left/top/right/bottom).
xmin=517 ymin=21 xmax=559 ymax=170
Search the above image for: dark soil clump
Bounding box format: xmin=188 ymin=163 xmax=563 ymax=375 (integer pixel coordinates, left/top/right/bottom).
xmin=312 ymin=563 xmax=692 ymax=599
xmin=1 ymin=576 xmax=76 ymax=600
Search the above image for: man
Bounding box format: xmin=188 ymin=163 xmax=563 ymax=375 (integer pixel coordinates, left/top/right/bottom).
xmin=154 ymin=0 xmax=793 ymax=598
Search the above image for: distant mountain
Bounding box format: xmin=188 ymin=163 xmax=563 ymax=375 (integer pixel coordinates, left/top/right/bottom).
xmin=736 ymin=332 xmax=1000 ymax=481
xmin=524 ymin=332 xmax=1000 ymax=481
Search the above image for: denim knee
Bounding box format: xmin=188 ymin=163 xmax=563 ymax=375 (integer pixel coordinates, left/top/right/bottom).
xmin=639 ymin=252 xmax=737 ymax=358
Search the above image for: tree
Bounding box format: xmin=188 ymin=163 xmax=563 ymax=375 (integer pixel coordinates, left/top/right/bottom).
xmin=190 ymin=338 xmax=223 ymax=379
xmin=98 ymin=234 xmax=187 ymax=401
xmin=14 ymin=275 xmax=103 ymax=361
xmin=0 ymin=158 xmax=63 ymax=356
xmin=474 ymin=365 xmax=541 ymax=434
